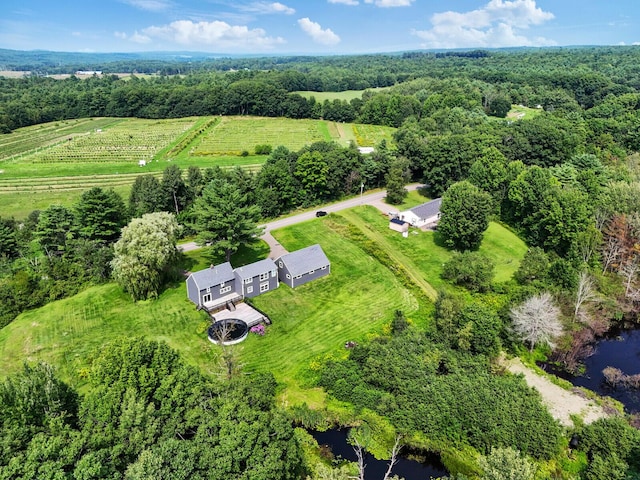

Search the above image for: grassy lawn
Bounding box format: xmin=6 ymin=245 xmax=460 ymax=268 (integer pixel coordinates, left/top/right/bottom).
xmin=339 ymin=206 xmax=527 ymax=287
xmin=506 ymin=104 xmax=544 ymax=121
xmin=292 ymin=90 xmax=367 ymax=102
xmin=386 ymin=188 xmax=431 ymax=212
xmin=0 ymin=204 xmax=526 ymax=406
xmin=193 ymin=116 xmax=336 ymax=155
xmin=293 ymin=87 xmax=392 ymax=102
xmin=244 ymin=219 xmax=421 ymax=392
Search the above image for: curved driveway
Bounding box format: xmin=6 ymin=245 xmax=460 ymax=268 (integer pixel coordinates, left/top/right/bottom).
xmin=178 ymin=183 xmax=421 ymax=256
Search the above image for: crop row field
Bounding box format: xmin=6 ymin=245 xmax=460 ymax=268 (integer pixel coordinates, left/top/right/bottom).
xmin=0 ymin=116 xmax=396 ymax=218
xmin=0 ymin=118 xmax=122 ymax=160
xmin=194 ymin=116 xmax=335 ymax=155
xmin=25 ymin=117 xmax=198 ymax=164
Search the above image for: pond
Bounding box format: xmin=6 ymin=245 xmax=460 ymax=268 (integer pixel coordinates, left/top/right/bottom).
xmin=310 ymin=429 xmax=448 ymax=479
xmin=542 ymin=328 xmax=640 ymax=413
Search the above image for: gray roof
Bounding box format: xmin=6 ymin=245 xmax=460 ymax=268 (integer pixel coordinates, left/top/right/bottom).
xmin=410 ymin=198 xmax=442 ymax=220
xmin=234 ymin=258 xmax=277 ymax=281
xmin=189 ymin=262 xmax=235 ymax=290
xmin=278 ymin=244 xmax=330 ymax=277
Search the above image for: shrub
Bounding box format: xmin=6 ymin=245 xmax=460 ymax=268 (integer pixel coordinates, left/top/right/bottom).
xmin=442 ymin=251 xmax=495 ymax=292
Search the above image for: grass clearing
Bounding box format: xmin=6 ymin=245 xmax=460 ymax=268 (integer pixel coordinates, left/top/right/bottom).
xmin=0 ymin=204 xmax=526 ymax=404
xmin=293 ymin=87 xmax=392 ymax=102
xmin=339 ymin=206 xmax=526 ymax=287
xmin=245 ymin=218 xmax=421 ymax=388
xmin=506 ymin=104 xmax=544 ymax=120
xmin=193 ymin=116 xmax=336 ymax=155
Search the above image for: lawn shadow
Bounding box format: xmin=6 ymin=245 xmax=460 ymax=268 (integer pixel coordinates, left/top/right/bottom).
xmin=431 ymin=230 xmax=450 ymax=249
xmin=416 ymin=185 xmax=431 ymax=199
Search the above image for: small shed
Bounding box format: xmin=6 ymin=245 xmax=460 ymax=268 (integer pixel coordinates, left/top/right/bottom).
xmin=389 ymin=217 xmax=409 ymax=233
xmin=276 ymin=244 xmax=330 ymax=288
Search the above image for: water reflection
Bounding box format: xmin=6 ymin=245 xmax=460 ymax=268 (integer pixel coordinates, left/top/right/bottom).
xmin=311 ymin=429 xmax=448 ymax=480
xmin=541 ymin=329 xmax=640 ymax=413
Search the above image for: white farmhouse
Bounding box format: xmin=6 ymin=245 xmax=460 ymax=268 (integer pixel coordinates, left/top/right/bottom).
xmin=399 ymin=198 xmax=442 ymax=228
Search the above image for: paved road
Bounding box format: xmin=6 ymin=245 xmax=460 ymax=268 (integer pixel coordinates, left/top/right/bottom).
xmin=178 ymin=183 xmax=422 ymax=254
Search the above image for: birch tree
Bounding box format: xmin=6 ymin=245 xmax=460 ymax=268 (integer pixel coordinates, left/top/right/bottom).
xmin=510 ymin=292 xmax=562 ymax=351
xmin=574 ymin=271 xmax=599 ymax=320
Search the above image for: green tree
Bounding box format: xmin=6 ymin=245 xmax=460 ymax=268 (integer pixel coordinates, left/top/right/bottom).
xmin=294 ymin=151 xmax=329 ymax=202
xmin=192 ymin=179 xmax=262 ymax=262
xmin=438 ymin=181 xmax=493 ymax=251
xmin=458 ymin=302 xmax=503 ymax=357
xmin=385 ymin=157 xmax=409 ymax=205
xmin=442 ymin=250 xmax=495 ymax=292
xmin=186 ymin=165 xmax=204 ymax=199
xmin=111 ymin=212 xmax=180 ymax=301
xmin=514 ymin=247 xmax=549 ymax=285
xmin=35 ymin=204 xmax=76 ymax=255
xmin=0 ymin=217 xmax=18 ymax=259
xmin=161 ymin=165 xmax=189 ymax=215
xmin=468 ymin=147 xmax=509 ymax=209
xmin=129 ymin=175 xmax=164 ymax=218
xmin=0 ymin=363 xmax=78 ymax=466
xmin=486 ymin=96 xmax=512 ymax=118
xmin=478 ymin=447 xmax=536 ymax=480
xmin=74 ymin=187 xmax=127 ymax=243
xmin=391 ymin=310 xmax=409 ymax=335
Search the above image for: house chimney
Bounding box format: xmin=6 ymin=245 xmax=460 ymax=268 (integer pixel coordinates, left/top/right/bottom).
xmin=210 ymin=264 xmax=215 ymax=269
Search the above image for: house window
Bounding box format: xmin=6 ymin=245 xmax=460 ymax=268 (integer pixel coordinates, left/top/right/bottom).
xmin=294 ymin=274 xmax=303 ymax=279
xmin=259 ymin=272 xmax=269 ymax=281
xmin=286 ymin=274 xmax=291 ymax=279
xmin=278 ymin=261 xmax=283 ymax=268
xmin=321 ymin=265 xmax=327 ymax=270
xmin=220 ymin=286 xmax=232 ymax=294
xmin=271 ymin=270 xmax=276 ymax=277
xmin=247 ymin=285 xmax=253 ymax=294
xmin=260 ymin=282 xmax=269 ymax=293
xmin=202 ymin=293 xmax=211 ymax=303
xmin=206 ymin=286 xmax=211 ymax=292
xmin=244 ymin=277 xmax=252 ymax=284
xmin=309 ymin=270 xmax=315 ymax=274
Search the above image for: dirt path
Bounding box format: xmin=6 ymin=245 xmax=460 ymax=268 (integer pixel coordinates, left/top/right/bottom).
xmin=505 ymin=357 xmax=610 ymax=427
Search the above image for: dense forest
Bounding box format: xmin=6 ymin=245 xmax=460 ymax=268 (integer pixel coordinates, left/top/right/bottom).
xmin=2 ymin=46 xmax=640 ymax=479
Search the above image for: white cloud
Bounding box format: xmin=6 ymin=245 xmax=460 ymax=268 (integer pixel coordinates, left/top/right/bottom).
xmin=298 ymin=17 xmax=340 ymax=45
xmin=329 ymin=0 xmax=359 ymax=5
xmin=134 ymin=20 xmax=285 ymax=49
xmin=120 ymin=0 xmax=171 ymax=12
xmin=412 ymin=0 xmax=556 ymax=48
xmin=115 ymin=30 xmax=152 ymax=44
xmin=242 ymin=2 xmax=295 ymax=15
xmin=364 ymin=0 xmax=414 ymax=6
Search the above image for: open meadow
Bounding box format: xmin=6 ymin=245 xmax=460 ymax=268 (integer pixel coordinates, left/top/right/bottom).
xmin=0 ymin=205 xmax=525 ymax=405
xmin=0 ymin=116 xmax=396 ymax=218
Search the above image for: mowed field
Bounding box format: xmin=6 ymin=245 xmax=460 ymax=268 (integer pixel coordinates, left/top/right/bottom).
xmin=0 ymin=116 xmax=395 ymax=218
xmin=0 ymin=206 xmax=525 ymax=405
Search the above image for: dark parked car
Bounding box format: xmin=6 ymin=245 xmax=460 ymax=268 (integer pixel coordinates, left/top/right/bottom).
xmin=316 ymin=210 xmax=328 ymax=217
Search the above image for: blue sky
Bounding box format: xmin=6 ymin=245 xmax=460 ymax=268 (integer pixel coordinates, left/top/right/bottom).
xmin=1 ymin=0 xmax=640 ymax=54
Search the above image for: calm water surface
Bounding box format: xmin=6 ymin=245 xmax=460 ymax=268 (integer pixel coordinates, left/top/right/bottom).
xmin=543 ymin=328 xmax=640 ymax=413
xmin=311 ymin=429 xmax=448 ymax=480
